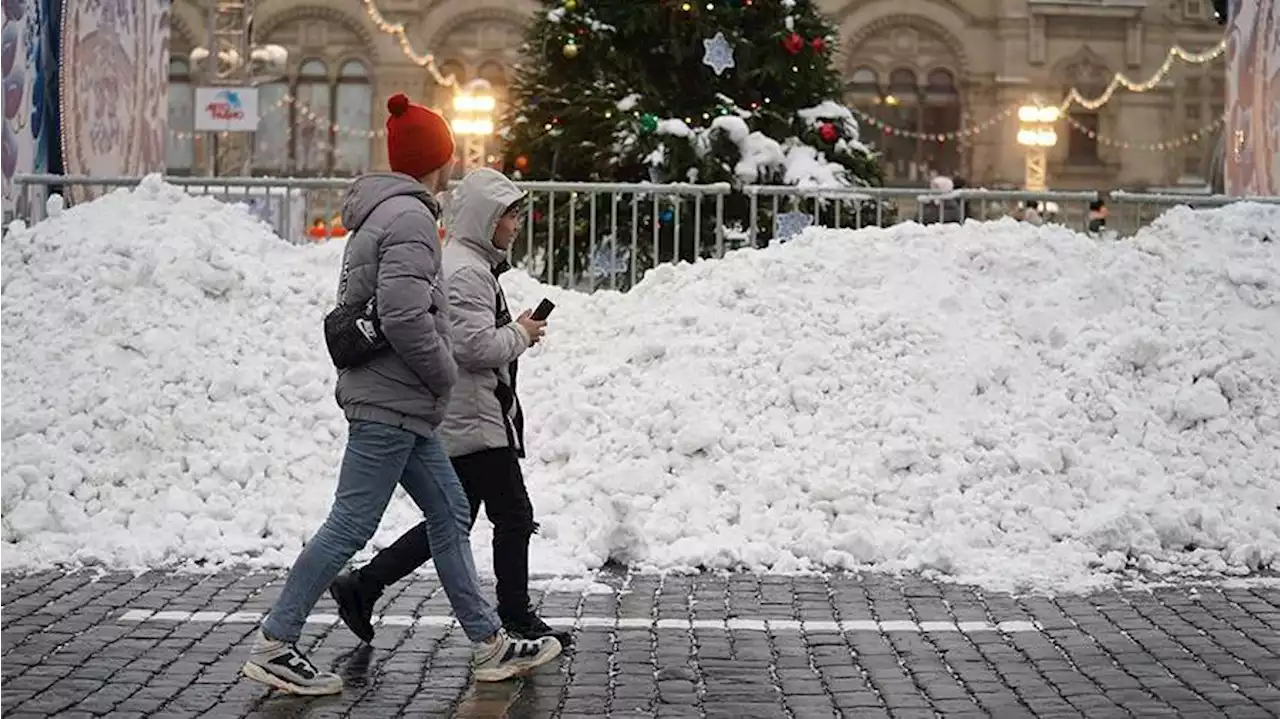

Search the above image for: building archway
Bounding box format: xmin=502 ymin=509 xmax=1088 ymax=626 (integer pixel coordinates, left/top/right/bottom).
xmin=426 ymin=10 xmax=527 ymax=167
xmin=844 ymin=16 xmax=967 ymax=184
xmin=250 ymin=6 xmax=380 ymax=175
xmin=1055 ymin=47 xmax=1113 ymax=169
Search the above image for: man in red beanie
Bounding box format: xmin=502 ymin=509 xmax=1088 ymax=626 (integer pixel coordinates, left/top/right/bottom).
xmin=241 ymin=93 xmax=561 ymax=696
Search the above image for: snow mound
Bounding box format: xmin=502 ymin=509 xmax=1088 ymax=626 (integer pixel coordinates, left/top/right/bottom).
xmin=3 ymin=179 xmax=1279 ymax=593
xmin=2 ymin=177 xmax=352 ymax=568
xmin=500 ymin=204 xmax=1280 ymax=592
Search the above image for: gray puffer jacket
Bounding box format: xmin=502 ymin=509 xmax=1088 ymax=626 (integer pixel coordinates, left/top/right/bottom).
xmin=333 ymin=172 xmax=457 ymax=437
xmin=435 ymin=169 xmax=530 ymax=459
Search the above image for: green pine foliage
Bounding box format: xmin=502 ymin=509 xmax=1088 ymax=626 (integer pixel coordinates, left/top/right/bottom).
xmin=499 ymin=0 xmax=890 ymax=289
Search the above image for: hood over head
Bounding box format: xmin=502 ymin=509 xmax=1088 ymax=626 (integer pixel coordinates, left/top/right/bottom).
xmin=341 ymin=172 xmax=439 ymax=233
xmin=930 ymin=175 xmax=955 ymax=192
xmin=445 ymin=168 xmax=525 ymax=267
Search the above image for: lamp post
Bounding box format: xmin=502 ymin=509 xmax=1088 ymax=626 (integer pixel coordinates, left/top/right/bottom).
xmin=451 ymin=79 xmax=496 ymax=174
xmin=1016 ymin=101 xmax=1060 ymax=191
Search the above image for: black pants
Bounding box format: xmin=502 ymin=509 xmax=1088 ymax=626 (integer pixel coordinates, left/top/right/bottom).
xmin=359 ymin=447 xmax=537 ymax=621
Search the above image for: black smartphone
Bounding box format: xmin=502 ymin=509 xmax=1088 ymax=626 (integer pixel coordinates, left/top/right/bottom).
xmin=530 ymin=298 xmax=555 ymax=321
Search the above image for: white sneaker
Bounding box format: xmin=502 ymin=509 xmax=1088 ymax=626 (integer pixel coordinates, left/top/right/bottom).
xmin=241 ymin=629 xmax=343 ymax=695
xmin=471 ymin=630 xmax=562 ymax=682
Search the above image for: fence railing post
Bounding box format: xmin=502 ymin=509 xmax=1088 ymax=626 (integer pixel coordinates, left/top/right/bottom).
xmin=11 ymin=175 xmax=1272 ymax=292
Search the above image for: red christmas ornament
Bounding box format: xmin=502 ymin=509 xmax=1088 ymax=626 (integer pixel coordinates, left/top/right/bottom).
xmin=515 ymin=155 xmax=530 ymax=170
xmin=533 ymin=210 xmax=545 ymax=223
xmin=810 ymin=37 xmax=826 ymax=53
xmin=782 ymin=32 xmax=804 ymax=55
xmin=819 ymin=122 xmax=838 ymax=143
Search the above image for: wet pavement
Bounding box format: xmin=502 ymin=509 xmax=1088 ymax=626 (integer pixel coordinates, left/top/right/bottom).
xmin=2 ymin=568 xmax=1278 ymax=718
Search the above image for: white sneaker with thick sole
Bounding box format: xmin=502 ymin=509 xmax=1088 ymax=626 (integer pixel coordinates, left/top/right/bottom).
xmin=472 ymin=630 xmax=562 ymax=682
xmin=241 ymin=629 xmax=344 ymax=695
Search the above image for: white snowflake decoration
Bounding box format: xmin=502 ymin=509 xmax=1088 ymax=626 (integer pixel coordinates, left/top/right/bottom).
xmin=702 ymin=32 xmax=736 ymax=76
xmin=774 ymin=211 xmax=813 ymax=243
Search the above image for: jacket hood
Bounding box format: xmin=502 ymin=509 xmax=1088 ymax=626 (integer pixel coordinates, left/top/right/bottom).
xmin=341 ymin=172 xmax=439 ymax=232
xmin=445 ymin=168 xmax=525 ymax=267
xmin=929 ymin=175 xmax=955 ymax=192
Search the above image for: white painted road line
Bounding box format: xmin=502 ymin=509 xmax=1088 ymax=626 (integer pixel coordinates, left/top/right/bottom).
xmin=116 ymin=609 xmax=1040 ymax=634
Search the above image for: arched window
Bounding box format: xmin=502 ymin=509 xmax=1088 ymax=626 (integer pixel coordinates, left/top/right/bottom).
xmin=433 ymin=60 xmax=467 ymax=109
xmin=846 ymin=25 xmax=966 ymax=185
xmin=849 ymin=67 xmax=879 ymax=95
xmin=1062 ymin=58 xmax=1108 ymax=165
xmin=922 ymin=69 xmax=961 ymax=176
xmin=166 ymin=58 xmax=195 ymax=174
xmin=925 ymin=69 xmax=957 ymax=98
xmin=292 ymin=59 xmax=332 ymax=174
xmin=334 ymin=60 xmax=372 ymax=173
xmin=249 ymin=57 xmax=376 ymax=176
xmin=254 ymin=79 xmax=290 ymax=172
xmin=846 ymin=64 xmax=963 ymax=184
xmin=478 ymin=61 xmax=506 ymax=98
xmin=888 ymin=69 xmax=918 ymax=100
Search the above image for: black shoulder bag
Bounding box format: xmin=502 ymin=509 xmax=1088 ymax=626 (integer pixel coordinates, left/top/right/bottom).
xmin=324 ymin=296 xmax=388 ymax=370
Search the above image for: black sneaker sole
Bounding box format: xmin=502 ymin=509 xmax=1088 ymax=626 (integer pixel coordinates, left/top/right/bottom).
xmin=328 ymin=577 xmax=376 ymax=644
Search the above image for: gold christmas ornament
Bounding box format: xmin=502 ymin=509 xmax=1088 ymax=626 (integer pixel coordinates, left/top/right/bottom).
xmin=564 ymin=0 xmax=577 ymax=9
xmin=563 ymin=41 xmax=579 ymax=58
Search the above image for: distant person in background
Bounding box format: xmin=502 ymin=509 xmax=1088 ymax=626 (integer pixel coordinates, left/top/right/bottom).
xmin=240 ymin=93 xmax=561 ymax=696
xmin=1088 ymin=198 xmax=1109 ymax=234
xmin=1018 ymin=200 xmax=1044 ymax=226
xmin=953 ymin=176 xmax=976 ymax=220
xmin=920 ymin=175 xmax=962 ymax=225
xmin=307 ymin=217 xmax=328 ymax=241
xmin=328 ymin=167 xmax=572 ymax=649
xmin=329 ymin=212 xmax=347 ymax=238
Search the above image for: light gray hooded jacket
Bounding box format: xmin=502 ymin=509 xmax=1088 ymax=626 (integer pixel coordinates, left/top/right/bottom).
xmin=436 ymin=169 xmax=531 ymax=458
xmin=333 ymin=172 xmax=457 ymax=437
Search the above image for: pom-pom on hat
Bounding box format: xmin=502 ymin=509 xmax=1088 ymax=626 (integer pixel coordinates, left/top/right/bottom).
xmin=385 ymin=92 xmax=455 ymax=179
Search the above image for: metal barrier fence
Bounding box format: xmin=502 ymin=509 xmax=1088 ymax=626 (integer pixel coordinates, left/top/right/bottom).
xmin=8 ymin=174 xmax=1278 ymax=291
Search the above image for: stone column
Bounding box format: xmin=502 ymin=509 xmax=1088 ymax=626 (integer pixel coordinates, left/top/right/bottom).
xmin=993 ymin=77 xmax=1034 ymax=185
xmin=1111 ymin=89 xmax=1177 ymax=186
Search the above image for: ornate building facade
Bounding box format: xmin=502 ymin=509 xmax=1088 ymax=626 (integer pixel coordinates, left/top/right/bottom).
xmin=167 ymin=0 xmax=1225 ymax=189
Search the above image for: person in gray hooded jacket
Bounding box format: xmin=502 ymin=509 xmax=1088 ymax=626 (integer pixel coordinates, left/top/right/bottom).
xmin=328 ymin=167 xmax=570 ymax=648
xmin=241 ymin=95 xmax=561 ymax=697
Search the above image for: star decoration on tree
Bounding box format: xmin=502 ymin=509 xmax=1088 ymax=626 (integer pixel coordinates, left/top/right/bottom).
xmin=702 ymin=31 xmax=736 ymax=76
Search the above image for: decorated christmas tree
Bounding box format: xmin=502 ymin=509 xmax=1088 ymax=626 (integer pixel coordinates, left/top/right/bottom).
xmin=500 ymin=0 xmax=887 ymax=289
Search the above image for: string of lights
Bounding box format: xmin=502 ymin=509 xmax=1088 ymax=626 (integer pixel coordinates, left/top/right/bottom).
xmin=1063 ymin=112 xmax=1226 ymax=151
xmin=846 ymin=34 xmax=1226 ymax=140
xmin=850 ymin=105 xmax=1015 ymax=141
xmin=1058 ymin=37 xmax=1227 ymax=111
xmin=362 ymin=0 xmax=456 ymax=87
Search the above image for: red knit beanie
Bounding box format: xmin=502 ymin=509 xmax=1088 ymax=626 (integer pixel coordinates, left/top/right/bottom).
xmin=385 ymin=93 xmax=455 ymax=178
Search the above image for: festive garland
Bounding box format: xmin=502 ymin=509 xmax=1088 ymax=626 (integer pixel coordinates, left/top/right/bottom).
xmin=1063 ymin=112 xmax=1225 ymax=152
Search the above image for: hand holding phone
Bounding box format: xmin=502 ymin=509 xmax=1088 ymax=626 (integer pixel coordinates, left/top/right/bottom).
xmin=530 ymin=298 xmax=555 ymax=321
xmin=517 ymin=298 xmax=554 ymax=345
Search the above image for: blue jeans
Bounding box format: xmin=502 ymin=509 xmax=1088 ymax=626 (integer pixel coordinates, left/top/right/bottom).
xmin=262 ymin=420 xmax=501 ymax=644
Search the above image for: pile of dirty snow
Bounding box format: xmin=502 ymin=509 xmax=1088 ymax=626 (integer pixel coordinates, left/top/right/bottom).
xmin=2 ymin=176 xmax=1278 ymax=593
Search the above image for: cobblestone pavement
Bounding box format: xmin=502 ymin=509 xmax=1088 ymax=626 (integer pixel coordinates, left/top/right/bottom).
xmin=2 ymin=569 xmax=1278 ymax=718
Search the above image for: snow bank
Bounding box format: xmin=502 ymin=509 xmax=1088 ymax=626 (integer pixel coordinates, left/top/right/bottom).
xmin=3 ymin=178 xmax=1279 ymax=594
xmin=509 ymin=204 xmax=1280 ymax=592
xmin=2 ymin=177 xmax=352 ymax=569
